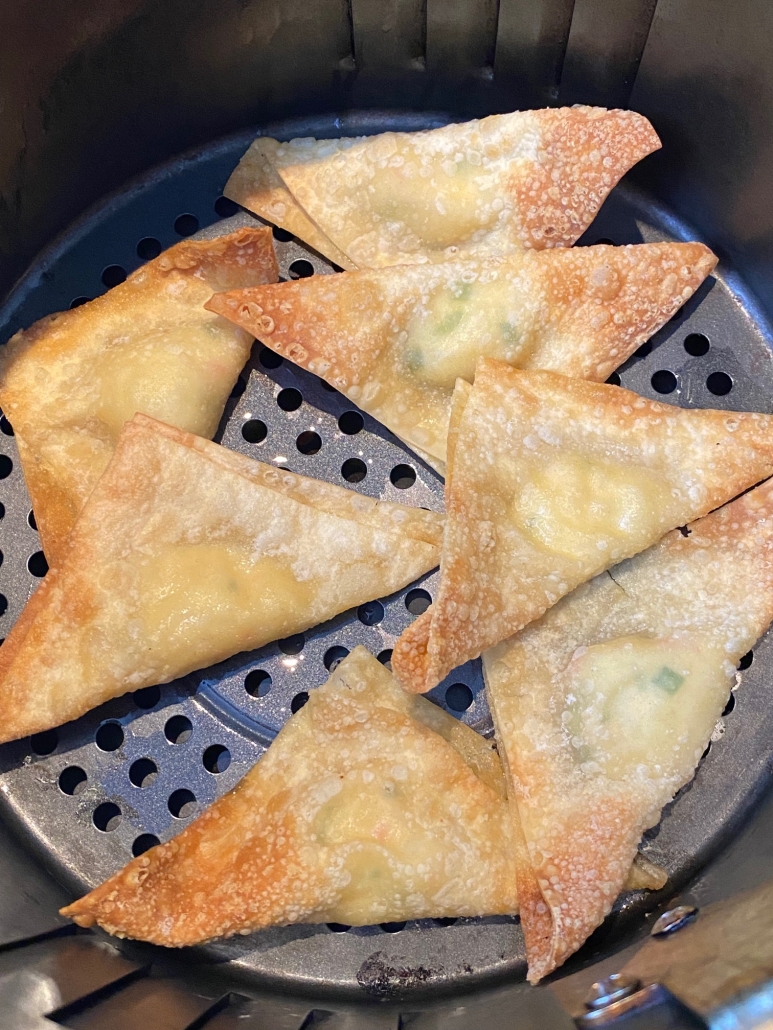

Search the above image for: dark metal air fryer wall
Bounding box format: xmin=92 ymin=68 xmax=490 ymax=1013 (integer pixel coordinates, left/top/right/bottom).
xmin=3 ymin=0 xmax=773 ymax=313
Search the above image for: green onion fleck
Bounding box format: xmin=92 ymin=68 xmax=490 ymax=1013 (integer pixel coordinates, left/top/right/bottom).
xmin=434 ymin=308 xmax=464 ymax=335
xmin=652 ymin=666 xmax=684 ymax=694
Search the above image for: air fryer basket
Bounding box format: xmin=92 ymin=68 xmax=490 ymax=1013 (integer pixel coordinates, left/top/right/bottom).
xmin=3 ymin=2 xmax=773 ymax=1028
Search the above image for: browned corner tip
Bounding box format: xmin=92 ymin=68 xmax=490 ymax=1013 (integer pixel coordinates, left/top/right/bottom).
xmin=391 ymin=613 xmax=434 ymax=695
xmin=60 ymin=904 xmax=96 ymax=928
xmin=704 ymin=245 xmax=720 ymax=273
xmin=204 ymin=290 xmax=249 ymax=322
xmin=641 ymin=117 xmax=662 ymax=154
xmin=126 ymin=411 xmax=159 ymax=431
xmin=618 ymin=108 xmax=661 ymax=155
xmin=203 ymin=291 xmax=228 ymax=316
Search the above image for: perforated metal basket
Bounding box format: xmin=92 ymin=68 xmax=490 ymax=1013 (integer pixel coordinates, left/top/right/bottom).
xmin=3 ymin=2 xmax=773 ymax=1028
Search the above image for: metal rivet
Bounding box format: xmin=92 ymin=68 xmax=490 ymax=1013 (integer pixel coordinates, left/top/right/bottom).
xmin=651 ymin=904 xmax=698 ymax=937
xmin=585 ymin=974 xmax=642 ymax=1010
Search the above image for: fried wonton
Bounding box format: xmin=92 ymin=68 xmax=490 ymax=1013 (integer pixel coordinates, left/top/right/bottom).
xmin=224 ymin=137 xmax=357 ymax=269
xmin=482 ymin=476 xmax=773 ymax=981
xmin=392 ymin=360 xmax=773 ymax=693
xmin=208 ymin=243 xmax=715 ymax=470
xmin=0 ymin=416 xmax=443 ymax=743
xmin=274 ymin=107 xmax=660 ymax=268
xmin=61 ymin=647 xmax=518 ymax=943
xmin=0 ymin=227 xmax=279 ymax=565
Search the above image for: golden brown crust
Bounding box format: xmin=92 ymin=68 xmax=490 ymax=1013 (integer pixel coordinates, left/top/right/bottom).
xmin=139 ymin=416 xmax=444 ymax=548
xmin=61 ymin=648 xmax=517 ymax=943
xmin=224 ymin=137 xmax=357 ymax=269
xmin=624 ymin=855 xmax=668 ymax=892
xmin=0 ymin=415 xmax=443 ymax=743
xmin=277 ymin=108 xmax=660 ymax=267
xmin=207 ymin=243 xmax=714 ymax=466
xmin=507 ymin=107 xmax=660 ymax=249
xmin=0 ymin=227 xmax=278 ymax=564
xmin=393 ymin=360 xmax=773 ymax=693
xmin=445 ymin=377 xmax=473 ymax=480
xmin=0 ymin=574 xmax=56 ymax=683
xmin=11 ymin=435 xmax=80 ymax=568
xmin=483 ymin=476 xmax=773 ymax=981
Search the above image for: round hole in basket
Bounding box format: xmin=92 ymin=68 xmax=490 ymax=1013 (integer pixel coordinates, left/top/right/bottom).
xmin=133 ymin=685 xmax=160 ymax=709
xmin=338 ymin=411 xmax=363 ymax=435
xmin=101 ymin=264 xmax=126 ymax=288
xmin=132 ymin=833 xmax=161 ymax=857
xmin=242 ymin=419 xmax=267 ymax=444
xmin=165 ymin=715 xmax=193 ymax=744
xmin=291 ymin=691 xmax=310 ymax=713
xmin=95 ymin=722 xmax=124 ymax=752
xmin=405 ymin=588 xmax=432 ymax=616
xmin=277 ymin=388 xmax=302 ymax=412
xmin=685 ymin=332 xmax=710 ymax=356
xmin=341 ymin=457 xmax=366 ymax=483
xmin=445 ymin=683 xmax=474 ymax=712
xmin=707 ymin=371 xmax=733 ymax=395
xmin=168 ymin=788 xmax=197 ymax=819
xmin=30 ymin=730 xmax=58 ymax=756
xmin=390 ymin=463 xmax=416 ymax=489
xmin=245 ymin=669 xmax=272 ymax=697
xmin=136 ymin=236 xmax=162 ymax=260
xmin=279 ymin=633 xmax=305 ymax=655
xmin=93 ymin=802 xmax=122 ymax=832
xmin=324 ymin=645 xmax=349 ymax=671
xmin=174 ymin=213 xmax=199 ymax=236
xmin=129 ymin=757 xmax=158 ymax=788
xmin=259 ymin=347 xmax=283 ymax=369
xmin=58 ymin=766 xmax=87 ymax=796
xmin=289 ymin=259 xmax=314 ymax=279
xmin=651 ymin=369 xmax=678 ymax=394
xmin=296 ymin=430 xmax=322 ymax=454
xmin=27 ymin=550 xmax=48 ymax=577
xmin=203 ymin=744 xmax=231 ymax=774
xmin=214 ymin=195 xmax=239 ymax=218
xmin=357 ymin=600 xmax=384 ymax=626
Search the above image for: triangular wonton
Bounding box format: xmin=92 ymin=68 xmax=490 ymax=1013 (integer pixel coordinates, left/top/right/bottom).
xmin=208 ymin=243 xmax=715 ymax=470
xmin=482 ymin=477 xmax=773 ymax=981
xmin=224 ymin=137 xmax=357 ymax=269
xmin=273 ymin=107 xmax=660 ymax=268
xmin=393 ymin=360 xmax=773 ymax=693
xmin=0 ymin=227 xmax=279 ymax=565
xmin=61 ymin=647 xmax=517 ymax=943
xmin=0 ymin=416 xmax=443 ymax=743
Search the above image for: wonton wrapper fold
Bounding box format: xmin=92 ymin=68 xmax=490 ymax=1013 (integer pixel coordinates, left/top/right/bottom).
xmin=483 ymin=477 xmax=773 ymax=981
xmin=62 ymin=647 xmax=518 ymax=942
xmin=0 ymin=416 xmax=443 ymax=743
xmin=393 ymin=361 xmax=773 ymax=692
xmin=0 ymin=227 xmax=279 ymax=564
xmin=208 ymin=243 xmax=715 ymax=468
xmin=275 ymin=107 xmax=660 ymax=267
xmin=224 ymin=137 xmax=357 ymax=269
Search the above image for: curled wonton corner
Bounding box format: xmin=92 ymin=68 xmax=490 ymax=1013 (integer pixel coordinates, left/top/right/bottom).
xmin=0 ymin=226 xmax=279 ymax=564
xmin=393 ymin=360 xmax=773 ymax=694
xmin=207 ymin=242 xmax=716 ymax=468
xmin=224 ymin=137 xmax=357 ymax=269
xmin=484 ymin=476 xmax=773 ymax=981
xmin=0 ymin=415 xmax=443 ymax=743
xmin=61 ymin=647 xmax=518 ymax=944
